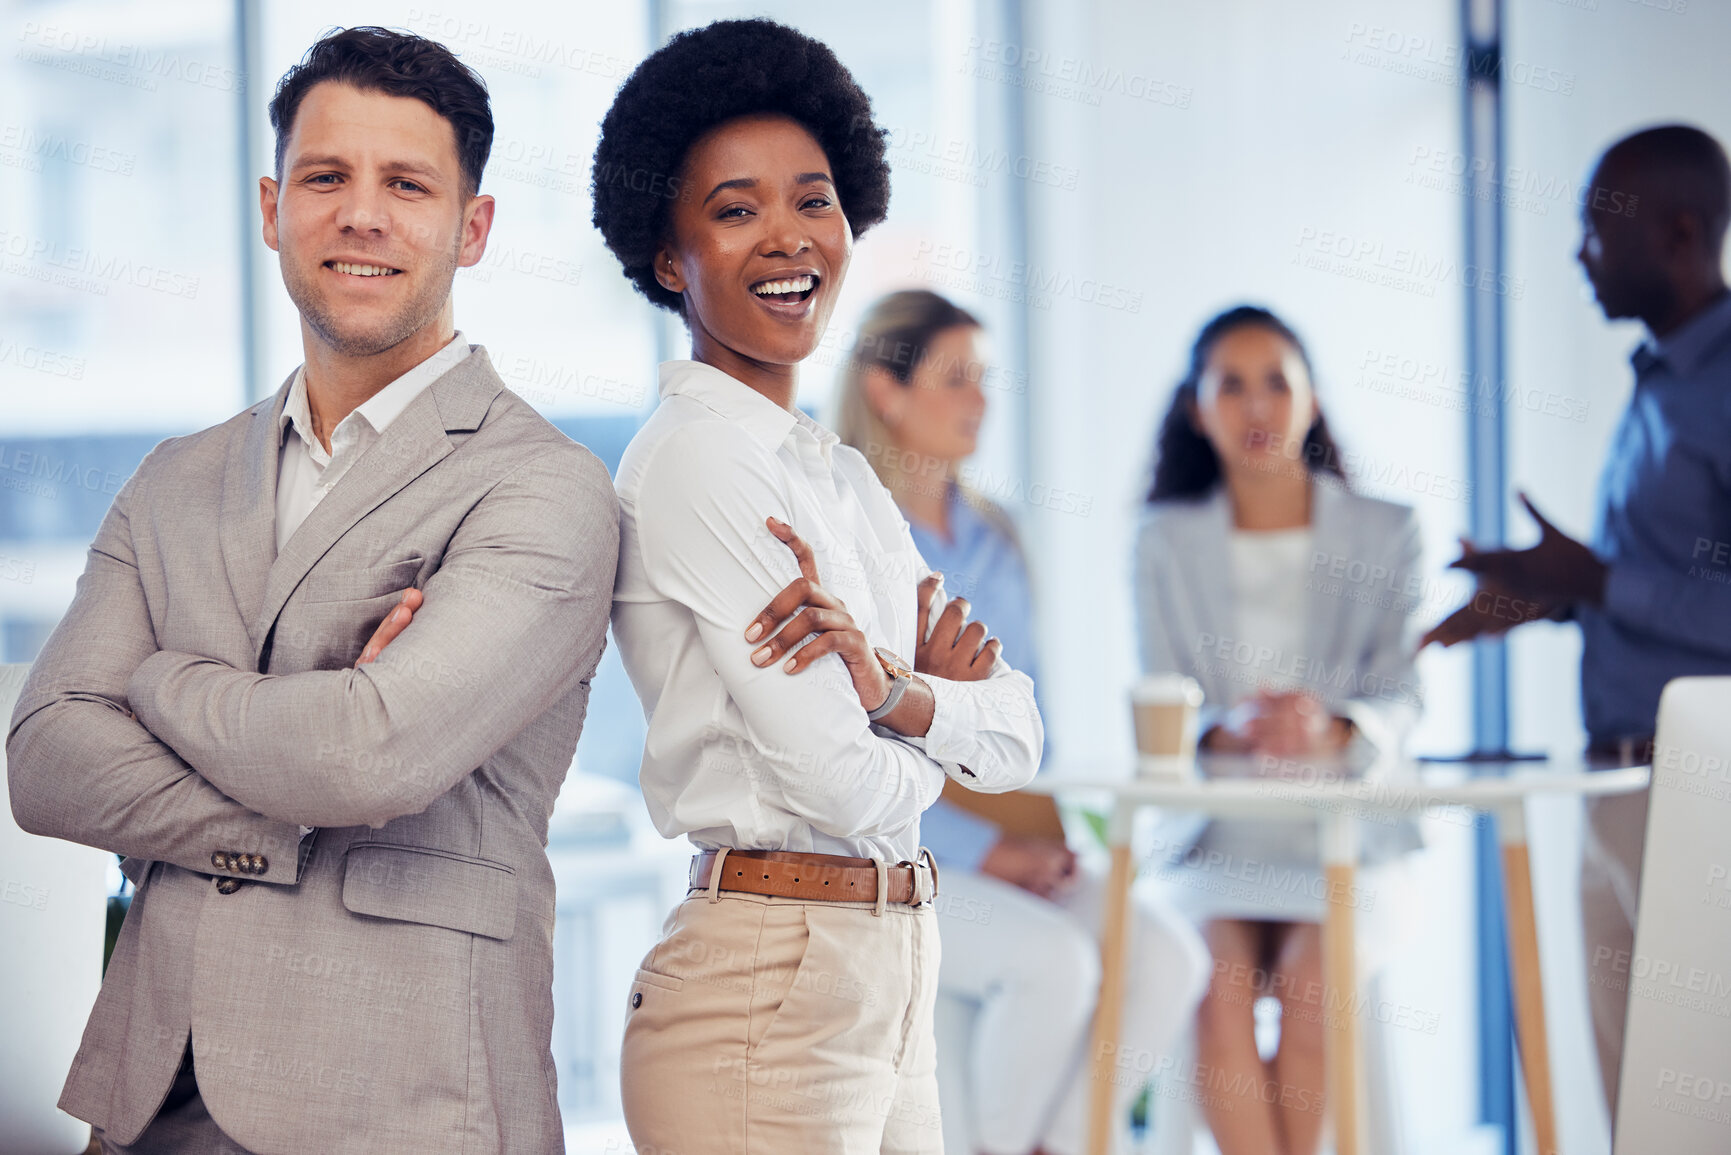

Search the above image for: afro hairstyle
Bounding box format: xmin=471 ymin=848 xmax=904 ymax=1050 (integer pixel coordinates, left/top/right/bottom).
xmin=590 ymin=18 xmax=892 ymax=313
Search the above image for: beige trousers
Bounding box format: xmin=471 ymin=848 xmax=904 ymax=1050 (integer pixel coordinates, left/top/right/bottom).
xmin=1581 ymin=786 xmax=1650 ymax=1117
xmin=621 ymin=887 xmax=943 ymax=1154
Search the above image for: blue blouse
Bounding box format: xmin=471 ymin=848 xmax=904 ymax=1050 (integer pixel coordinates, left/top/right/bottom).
xmin=908 ymin=485 xmax=1044 ymax=869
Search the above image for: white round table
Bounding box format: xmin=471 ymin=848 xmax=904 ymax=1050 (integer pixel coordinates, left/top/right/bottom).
xmin=1019 ymin=754 xmax=1650 ymax=1155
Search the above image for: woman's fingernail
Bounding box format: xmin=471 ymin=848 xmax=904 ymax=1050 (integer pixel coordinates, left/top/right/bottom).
xmin=752 ymin=646 xmax=771 ymax=665
xmin=745 ymin=623 xmax=763 ymax=642
xmin=782 ymin=657 xmax=797 ymax=672
xmin=360 ymin=648 xmax=374 ymax=663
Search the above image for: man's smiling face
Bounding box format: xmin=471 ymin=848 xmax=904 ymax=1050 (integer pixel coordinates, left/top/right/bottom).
xmin=262 ymin=81 xmax=485 ymax=357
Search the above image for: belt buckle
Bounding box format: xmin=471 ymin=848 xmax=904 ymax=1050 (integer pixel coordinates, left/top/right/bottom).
xmin=910 ymin=854 xmax=936 ymax=907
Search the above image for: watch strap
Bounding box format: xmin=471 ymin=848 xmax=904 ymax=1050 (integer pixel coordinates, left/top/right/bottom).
xmin=866 ymin=670 xmax=911 ymax=721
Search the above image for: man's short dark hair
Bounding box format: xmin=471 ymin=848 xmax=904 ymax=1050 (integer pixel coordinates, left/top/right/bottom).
xmin=269 ymin=26 xmax=493 ymax=198
xmin=591 ymin=18 xmax=892 ymax=314
xmin=1605 ymin=124 xmax=1731 ymax=252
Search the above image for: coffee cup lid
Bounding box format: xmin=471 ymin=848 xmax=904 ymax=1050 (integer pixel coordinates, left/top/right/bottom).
xmin=1131 ymin=674 xmax=1204 ymax=705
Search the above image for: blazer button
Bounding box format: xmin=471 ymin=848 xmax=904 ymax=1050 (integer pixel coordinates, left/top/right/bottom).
xmin=211 ymin=851 xmax=229 ymax=871
xmin=631 ymin=992 xmax=643 ymax=1009
xmin=251 ymin=854 xmax=269 ymax=874
xmin=215 ymin=877 xmax=242 ymax=895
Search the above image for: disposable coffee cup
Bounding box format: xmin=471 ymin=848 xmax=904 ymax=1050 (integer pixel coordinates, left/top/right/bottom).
xmin=1131 ymin=674 xmax=1204 ymax=779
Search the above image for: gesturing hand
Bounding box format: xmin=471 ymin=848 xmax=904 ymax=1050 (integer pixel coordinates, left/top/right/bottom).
xmin=914 ymin=573 xmax=1001 ymax=683
xmin=1448 ymin=492 xmax=1607 ymax=606
xmin=744 ymin=517 xmax=893 ymax=713
xmin=356 ymin=588 xmax=423 ymax=666
xmin=1419 ymin=491 xmax=1595 ymax=649
xmin=1419 ymin=567 xmax=1554 ymax=648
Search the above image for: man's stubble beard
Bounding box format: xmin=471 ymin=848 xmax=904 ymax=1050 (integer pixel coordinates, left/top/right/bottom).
xmin=282 ymin=230 xmax=463 ymax=357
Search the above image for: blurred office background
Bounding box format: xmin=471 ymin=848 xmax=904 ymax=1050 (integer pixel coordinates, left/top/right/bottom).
xmin=2 ymin=1 xmax=1725 ymax=1152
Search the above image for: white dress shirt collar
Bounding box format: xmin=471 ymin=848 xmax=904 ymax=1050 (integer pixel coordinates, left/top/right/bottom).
xmin=658 ymin=359 xmax=838 ymax=463
xmin=280 ymin=332 xmax=471 ymax=456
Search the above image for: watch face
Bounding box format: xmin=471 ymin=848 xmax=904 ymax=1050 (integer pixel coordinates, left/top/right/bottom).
xmin=874 ymin=647 xmax=913 ymax=678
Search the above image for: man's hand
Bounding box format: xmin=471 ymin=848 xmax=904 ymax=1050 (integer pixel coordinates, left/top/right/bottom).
xmin=1419 ymin=491 xmax=1599 ymax=649
xmin=914 ymin=573 xmax=1001 ymax=683
xmin=979 ymin=834 xmax=1078 ymax=900
xmin=1450 ymin=493 xmax=1607 ymax=605
xmin=356 ymin=588 xmax=423 ymax=666
xmin=1420 ymin=576 xmax=1555 ymax=648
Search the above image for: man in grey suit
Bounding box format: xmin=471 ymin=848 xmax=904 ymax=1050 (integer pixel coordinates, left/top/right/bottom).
xmin=6 ymin=27 xmax=618 ymax=1154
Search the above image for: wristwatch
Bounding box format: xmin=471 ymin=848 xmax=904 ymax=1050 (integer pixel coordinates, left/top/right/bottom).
xmin=866 ymin=647 xmax=915 ymax=721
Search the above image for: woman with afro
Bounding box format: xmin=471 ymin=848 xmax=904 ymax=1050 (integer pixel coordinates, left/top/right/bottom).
xmin=596 ymin=19 xmax=1044 ymax=1154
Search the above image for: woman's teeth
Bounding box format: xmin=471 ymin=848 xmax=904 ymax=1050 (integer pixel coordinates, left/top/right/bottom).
xmin=752 ymin=275 xmax=815 ymax=298
xmin=330 ymin=261 xmax=400 ymax=277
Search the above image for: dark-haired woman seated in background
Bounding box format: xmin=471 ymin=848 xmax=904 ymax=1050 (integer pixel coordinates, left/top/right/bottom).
xmin=1135 ymin=306 xmax=1423 ymax=1155
xmin=593 ymin=19 xmax=1042 ymax=1155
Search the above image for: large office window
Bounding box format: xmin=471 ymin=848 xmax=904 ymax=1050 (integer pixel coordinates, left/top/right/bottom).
xmin=2 ymin=0 xmax=245 ymax=661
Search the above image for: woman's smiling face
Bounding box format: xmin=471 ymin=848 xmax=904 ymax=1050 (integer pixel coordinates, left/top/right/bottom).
xmin=655 ymin=113 xmax=853 ymax=373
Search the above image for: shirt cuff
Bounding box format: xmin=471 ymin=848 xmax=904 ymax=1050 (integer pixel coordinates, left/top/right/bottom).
xmin=921 ymin=675 xmax=1004 ymax=783
xmin=918 ymin=799 xmax=1000 ymax=871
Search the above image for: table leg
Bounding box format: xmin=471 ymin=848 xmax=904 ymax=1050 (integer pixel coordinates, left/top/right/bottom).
xmin=1085 ymin=798 xmax=1137 ymax=1155
xmin=1322 ymin=813 xmax=1365 ymax=1155
xmin=1500 ymin=803 xmax=1560 ymax=1155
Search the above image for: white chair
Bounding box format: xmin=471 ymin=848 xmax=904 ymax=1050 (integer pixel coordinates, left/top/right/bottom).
xmin=1614 ymin=676 xmax=1731 ymax=1152
xmin=0 ymin=662 xmax=112 ymax=1154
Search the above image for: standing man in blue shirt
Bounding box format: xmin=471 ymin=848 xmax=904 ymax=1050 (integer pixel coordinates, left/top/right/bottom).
xmin=1425 ymin=124 xmax=1731 ymax=1115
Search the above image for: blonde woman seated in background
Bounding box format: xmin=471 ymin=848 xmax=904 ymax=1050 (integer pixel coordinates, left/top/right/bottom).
xmin=1136 ymin=305 xmax=1424 ymax=1155
xmin=838 ymin=290 xmax=1209 ymax=1155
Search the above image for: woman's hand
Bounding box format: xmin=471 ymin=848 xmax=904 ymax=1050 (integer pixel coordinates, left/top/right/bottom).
xmin=980 ymin=835 xmax=1079 ymax=900
xmin=356 ymin=588 xmax=423 ymax=666
xmin=744 ymin=517 xmax=893 ymax=713
xmin=914 ymin=573 xmax=1001 ymax=683
xmin=1233 ymin=690 xmax=1351 ymax=759
xmin=1246 ymin=690 xmax=1350 ymax=757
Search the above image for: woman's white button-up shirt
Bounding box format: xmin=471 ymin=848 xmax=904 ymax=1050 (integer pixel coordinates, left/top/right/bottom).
xmin=612 ymin=360 xmax=1043 ymax=863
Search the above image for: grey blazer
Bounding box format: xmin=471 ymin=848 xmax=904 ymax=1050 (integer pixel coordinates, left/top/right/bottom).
xmin=7 ymin=347 xmax=618 ymax=1154
xmin=1133 ymin=482 xmax=1425 ymax=861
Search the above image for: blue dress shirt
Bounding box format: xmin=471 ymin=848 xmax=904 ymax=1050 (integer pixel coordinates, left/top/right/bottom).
xmin=1579 ymin=290 xmax=1731 ymax=744
xmin=907 ymin=485 xmax=1044 ymax=869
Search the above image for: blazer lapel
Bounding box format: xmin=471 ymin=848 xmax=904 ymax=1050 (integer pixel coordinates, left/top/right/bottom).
xmin=1189 ymin=488 xmax=1236 ymax=651
xmin=1303 ymin=480 xmax=1346 ymax=663
xmin=219 ymin=380 xmax=292 ymax=660
xmin=251 ymin=348 xmax=503 ymax=666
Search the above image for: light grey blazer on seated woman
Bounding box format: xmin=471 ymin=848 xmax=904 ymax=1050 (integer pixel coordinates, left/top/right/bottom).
xmin=1133 ymin=480 xmax=1426 ymax=864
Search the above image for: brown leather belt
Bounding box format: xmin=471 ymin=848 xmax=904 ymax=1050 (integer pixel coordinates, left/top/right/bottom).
xmin=690 ymin=848 xmax=937 ymax=907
